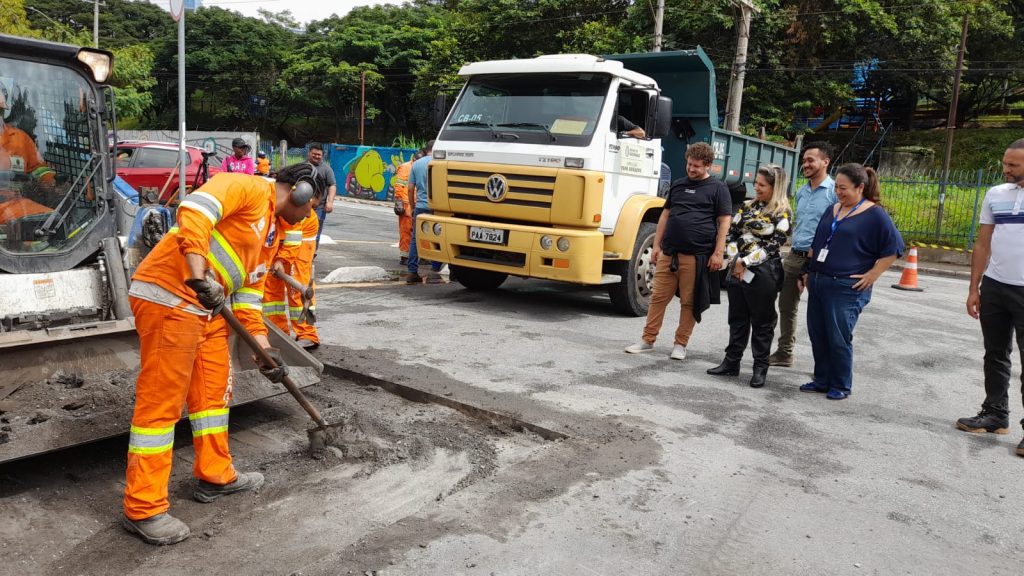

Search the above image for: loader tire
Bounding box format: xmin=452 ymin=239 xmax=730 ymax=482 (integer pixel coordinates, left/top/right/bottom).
xmin=607 ymin=221 xmax=657 ymax=317
xmin=451 ymin=265 xmax=507 ymax=291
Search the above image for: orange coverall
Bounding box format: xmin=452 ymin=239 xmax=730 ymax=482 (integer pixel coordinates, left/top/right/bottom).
xmin=393 ymin=160 xmax=413 ymax=257
xmin=263 ymin=211 xmax=319 ymax=343
xmin=1 ymin=124 xmax=56 ymax=183
xmin=256 ymin=157 xmax=271 ymax=176
xmin=125 ymin=173 xmax=282 ymax=521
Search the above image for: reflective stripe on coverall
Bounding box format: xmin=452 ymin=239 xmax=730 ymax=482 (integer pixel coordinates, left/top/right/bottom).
xmin=124 ymin=173 xmax=279 ymax=521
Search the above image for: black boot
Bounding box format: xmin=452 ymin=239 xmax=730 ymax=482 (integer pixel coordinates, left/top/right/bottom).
xmin=749 ymin=365 xmax=767 ymax=388
xmin=707 ymin=358 xmax=740 ymax=376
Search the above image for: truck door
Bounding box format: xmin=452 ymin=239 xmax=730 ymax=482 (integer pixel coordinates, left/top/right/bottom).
xmin=602 ymin=87 xmax=660 ymax=233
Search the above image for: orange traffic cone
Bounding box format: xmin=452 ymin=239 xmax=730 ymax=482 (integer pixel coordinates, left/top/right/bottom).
xmin=892 ymin=246 xmax=924 ymax=292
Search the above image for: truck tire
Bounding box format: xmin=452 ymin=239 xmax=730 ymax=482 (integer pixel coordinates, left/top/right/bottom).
xmin=451 ymin=265 xmax=507 ymax=291
xmin=607 ymin=221 xmax=657 ymax=317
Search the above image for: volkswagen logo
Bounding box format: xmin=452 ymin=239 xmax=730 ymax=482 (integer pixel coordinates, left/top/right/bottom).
xmin=485 ymin=174 xmax=508 ymax=202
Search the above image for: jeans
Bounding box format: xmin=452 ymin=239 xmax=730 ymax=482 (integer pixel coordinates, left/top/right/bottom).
xmin=724 ymin=262 xmax=780 ymax=368
xmin=806 ymin=272 xmax=872 ymax=394
xmin=775 ymin=251 xmax=808 ymax=356
xmin=642 ymin=253 xmax=697 ymax=346
xmin=313 ymin=204 xmax=327 ymax=252
xmin=408 ymin=207 xmax=441 ymax=275
xmin=979 ymin=275 xmax=1024 ymax=422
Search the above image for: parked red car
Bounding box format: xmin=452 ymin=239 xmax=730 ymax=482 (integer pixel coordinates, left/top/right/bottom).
xmin=114 ymin=141 xmax=219 ymax=203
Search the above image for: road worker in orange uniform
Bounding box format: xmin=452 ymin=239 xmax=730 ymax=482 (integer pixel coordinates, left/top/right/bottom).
xmin=256 ymin=150 xmax=271 ymax=176
xmin=121 ymin=163 xmax=322 ymax=546
xmin=0 ymin=82 xmax=56 ymax=185
xmin=263 ymin=210 xmax=320 ymax=348
xmin=393 ymin=156 xmax=415 ymax=265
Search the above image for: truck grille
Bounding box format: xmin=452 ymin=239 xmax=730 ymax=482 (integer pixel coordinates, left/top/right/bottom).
xmin=446 ymin=169 xmax=556 ymax=209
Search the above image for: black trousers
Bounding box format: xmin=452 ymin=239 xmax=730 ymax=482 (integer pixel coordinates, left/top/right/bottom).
xmin=724 ymin=264 xmax=780 ymax=368
xmin=980 ymin=275 xmax=1024 ymax=423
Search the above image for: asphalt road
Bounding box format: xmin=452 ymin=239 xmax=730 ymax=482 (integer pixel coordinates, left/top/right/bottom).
xmin=2 ymin=198 xmax=1021 ymax=575
xmin=310 ymin=198 xmax=1024 ymax=575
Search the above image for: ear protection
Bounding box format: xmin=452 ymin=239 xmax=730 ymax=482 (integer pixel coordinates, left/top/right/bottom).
xmin=290 ymin=179 xmax=317 ymax=206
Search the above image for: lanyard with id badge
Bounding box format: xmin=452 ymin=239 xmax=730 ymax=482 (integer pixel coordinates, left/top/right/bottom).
xmin=817 ymin=198 xmax=866 ymax=263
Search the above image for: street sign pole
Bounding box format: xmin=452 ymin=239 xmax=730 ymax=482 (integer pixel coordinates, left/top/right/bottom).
xmin=170 ymin=1 xmax=187 ymax=199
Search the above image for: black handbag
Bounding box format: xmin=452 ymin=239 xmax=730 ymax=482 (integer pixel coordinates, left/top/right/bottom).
xmin=393 ymin=199 xmax=405 ymax=216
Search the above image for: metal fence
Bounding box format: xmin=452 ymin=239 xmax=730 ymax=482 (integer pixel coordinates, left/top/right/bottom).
xmin=798 ymin=169 xmax=1003 ymax=250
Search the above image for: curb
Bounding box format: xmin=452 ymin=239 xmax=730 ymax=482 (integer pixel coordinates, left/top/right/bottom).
xmin=335 ymin=195 xmax=390 ymax=208
xmin=891 ymin=261 xmax=970 ymax=280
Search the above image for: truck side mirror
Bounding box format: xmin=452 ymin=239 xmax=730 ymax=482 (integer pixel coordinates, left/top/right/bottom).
xmin=649 ymin=95 xmax=673 ymax=139
xmin=433 ymin=94 xmax=449 ymax=129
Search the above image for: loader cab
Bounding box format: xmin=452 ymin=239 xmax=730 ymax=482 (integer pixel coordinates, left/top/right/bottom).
xmin=0 ymin=35 xmax=116 ymax=274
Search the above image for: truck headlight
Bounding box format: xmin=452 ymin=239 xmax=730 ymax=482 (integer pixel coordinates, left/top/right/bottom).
xmin=556 ymin=237 xmax=570 ymax=252
xmin=540 ymin=235 xmax=553 ymax=250
xmin=421 ymin=221 xmax=430 ymax=234
xmin=564 ymin=157 xmax=584 ymax=169
xmin=433 ymin=150 xmax=447 ymax=160
xmin=432 ymin=223 xmax=442 ymax=235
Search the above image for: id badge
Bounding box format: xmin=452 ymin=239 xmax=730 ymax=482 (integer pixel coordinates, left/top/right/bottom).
xmin=816 ymin=248 xmax=829 ymax=263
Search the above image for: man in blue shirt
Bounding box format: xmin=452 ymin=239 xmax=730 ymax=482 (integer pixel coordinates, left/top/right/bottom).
xmin=770 ymin=142 xmax=837 ymax=367
xmin=404 ymin=140 xmax=443 ymax=283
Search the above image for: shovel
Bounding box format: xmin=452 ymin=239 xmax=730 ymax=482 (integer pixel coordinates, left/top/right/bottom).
xmin=218 ymin=306 xmax=337 ymax=451
xmin=271 ymin=267 xmax=316 ymax=325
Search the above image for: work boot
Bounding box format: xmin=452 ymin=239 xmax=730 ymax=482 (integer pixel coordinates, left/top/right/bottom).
xmin=669 ymin=344 xmax=687 ymax=361
xmin=193 ymin=471 xmax=265 ymax=503
xmin=426 ymin=271 xmax=444 ymax=284
xmin=955 ymin=410 xmax=1010 ymax=435
xmin=121 ymin=513 xmax=190 ymax=546
xmin=624 ymin=342 xmax=654 ymax=354
xmin=403 ymin=272 xmax=423 ymax=284
xmin=749 ymin=365 xmax=768 ymax=388
xmin=297 ymin=338 xmax=319 ymax=350
xmin=768 ymin=351 xmax=793 ymax=367
xmin=707 ymin=358 xmax=740 ymax=376
xmin=399 ymin=256 xmax=408 ymax=266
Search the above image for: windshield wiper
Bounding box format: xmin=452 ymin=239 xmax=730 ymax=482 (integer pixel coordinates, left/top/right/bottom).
xmin=495 ymin=123 xmax=557 ymax=142
xmin=448 ymin=120 xmax=498 ymax=138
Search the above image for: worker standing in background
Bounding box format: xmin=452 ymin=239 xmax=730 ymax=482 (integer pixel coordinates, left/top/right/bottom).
xmin=393 ymin=154 xmax=416 ymax=266
xmin=221 ymin=138 xmax=255 ymax=175
xmin=263 ymin=209 xmax=321 ymax=349
xmin=121 ymin=164 xmax=321 ymax=546
xmin=256 ymin=150 xmax=271 ymax=176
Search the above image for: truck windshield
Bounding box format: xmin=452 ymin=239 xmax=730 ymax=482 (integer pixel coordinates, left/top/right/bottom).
xmin=0 ymin=57 xmax=102 ymax=255
xmin=442 ymin=73 xmax=611 ymax=147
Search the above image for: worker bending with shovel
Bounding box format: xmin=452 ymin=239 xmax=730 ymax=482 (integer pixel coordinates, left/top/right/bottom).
xmin=122 ymin=164 xmax=322 ymax=545
xmin=263 ymin=209 xmax=320 ymax=349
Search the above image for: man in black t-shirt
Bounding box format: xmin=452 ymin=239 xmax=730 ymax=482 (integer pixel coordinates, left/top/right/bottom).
xmin=625 ymin=142 xmax=732 ymax=360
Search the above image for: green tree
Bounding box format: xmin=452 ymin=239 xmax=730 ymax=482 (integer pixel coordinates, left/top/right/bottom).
xmin=110 ymin=44 xmax=156 ymax=119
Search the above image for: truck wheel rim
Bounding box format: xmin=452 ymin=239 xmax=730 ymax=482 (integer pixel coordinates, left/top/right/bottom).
xmin=635 ymin=235 xmax=655 ymax=300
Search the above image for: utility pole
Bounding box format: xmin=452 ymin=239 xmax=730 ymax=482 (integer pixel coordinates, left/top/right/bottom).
xmin=652 ymin=0 xmax=665 ymax=52
xmin=937 ymin=13 xmax=970 ymax=237
xmin=93 ymin=0 xmax=99 ymax=47
xmin=723 ymin=0 xmax=759 ymax=133
xmin=359 ymin=71 xmax=366 ymax=145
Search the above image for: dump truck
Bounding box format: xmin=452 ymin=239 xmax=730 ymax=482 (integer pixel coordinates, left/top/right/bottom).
xmin=417 ymin=48 xmax=801 ymax=315
xmin=0 ymin=34 xmax=320 ymax=463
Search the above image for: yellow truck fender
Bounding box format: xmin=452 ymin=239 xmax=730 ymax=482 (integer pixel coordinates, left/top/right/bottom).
xmin=603 ymin=194 xmax=666 ymax=260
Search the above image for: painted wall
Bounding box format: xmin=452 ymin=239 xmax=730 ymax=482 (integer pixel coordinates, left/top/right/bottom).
xmin=327 ymin=144 xmax=419 ymax=202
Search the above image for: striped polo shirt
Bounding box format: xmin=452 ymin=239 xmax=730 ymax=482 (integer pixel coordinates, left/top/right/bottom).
xmin=980 ymin=182 xmax=1024 ymax=286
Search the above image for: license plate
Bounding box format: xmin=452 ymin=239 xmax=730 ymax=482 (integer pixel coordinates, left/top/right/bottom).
xmin=469 ymin=226 xmax=506 ymax=245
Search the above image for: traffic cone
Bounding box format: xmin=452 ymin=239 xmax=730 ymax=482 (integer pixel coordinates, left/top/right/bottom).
xmin=892 ymin=246 xmax=924 ymax=292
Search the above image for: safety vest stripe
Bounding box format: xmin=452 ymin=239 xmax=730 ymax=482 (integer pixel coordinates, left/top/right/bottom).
xmin=189 ymin=409 xmax=229 ymax=437
xmin=168 ymin=226 xmax=180 ymax=233
xmin=128 ymin=425 xmax=176 ymax=454
xmin=284 ymin=231 xmax=302 ymax=241
xmin=180 ymin=192 xmax=223 ymax=225
xmin=283 ymin=240 xmax=301 ymax=246
xmin=232 ymin=287 xmax=263 ymax=307
xmin=302 ymin=236 xmax=317 ymax=242
xmin=31 ymin=166 xmax=56 ymax=179
xmin=207 ymin=229 xmax=245 ymax=294
xmin=232 ymin=301 xmax=262 ymax=311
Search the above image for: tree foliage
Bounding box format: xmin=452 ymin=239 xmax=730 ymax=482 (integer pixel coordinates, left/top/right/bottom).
xmin=4 ymin=0 xmax=1020 ymax=140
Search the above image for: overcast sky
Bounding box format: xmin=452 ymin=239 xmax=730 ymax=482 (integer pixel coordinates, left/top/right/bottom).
xmin=149 ymin=0 xmax=407 ymax=25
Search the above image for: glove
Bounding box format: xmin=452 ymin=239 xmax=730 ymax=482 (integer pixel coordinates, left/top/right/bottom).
xmin=257 ymin=347 xmax=289 ymax=383
xmin=184 ymin=278 xmax=225 ymax=313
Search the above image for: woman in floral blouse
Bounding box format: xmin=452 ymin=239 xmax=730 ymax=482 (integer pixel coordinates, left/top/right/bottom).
xmin=707 ymin=164 xmax=792 ymax=388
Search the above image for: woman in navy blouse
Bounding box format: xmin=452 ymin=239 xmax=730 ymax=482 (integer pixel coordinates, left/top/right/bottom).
xmin=798 ymin=163 xmax=904 ymax=400
xmin=708 ymin=164 xmax=792 ymax=388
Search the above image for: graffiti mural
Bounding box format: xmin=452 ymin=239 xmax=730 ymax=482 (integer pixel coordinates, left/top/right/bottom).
xmin=326 ymin=145 xmax=418 ymax=202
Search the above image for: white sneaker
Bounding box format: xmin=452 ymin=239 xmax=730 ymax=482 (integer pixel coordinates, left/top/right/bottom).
xmin=670 ymin=345 xmax=687 ymax=360
xmin=624 ymin=342 xmax=654 ymax=354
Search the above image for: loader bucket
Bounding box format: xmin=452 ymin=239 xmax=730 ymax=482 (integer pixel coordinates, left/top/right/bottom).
xmin=0 ymin=320 xmax=322 ymax=464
